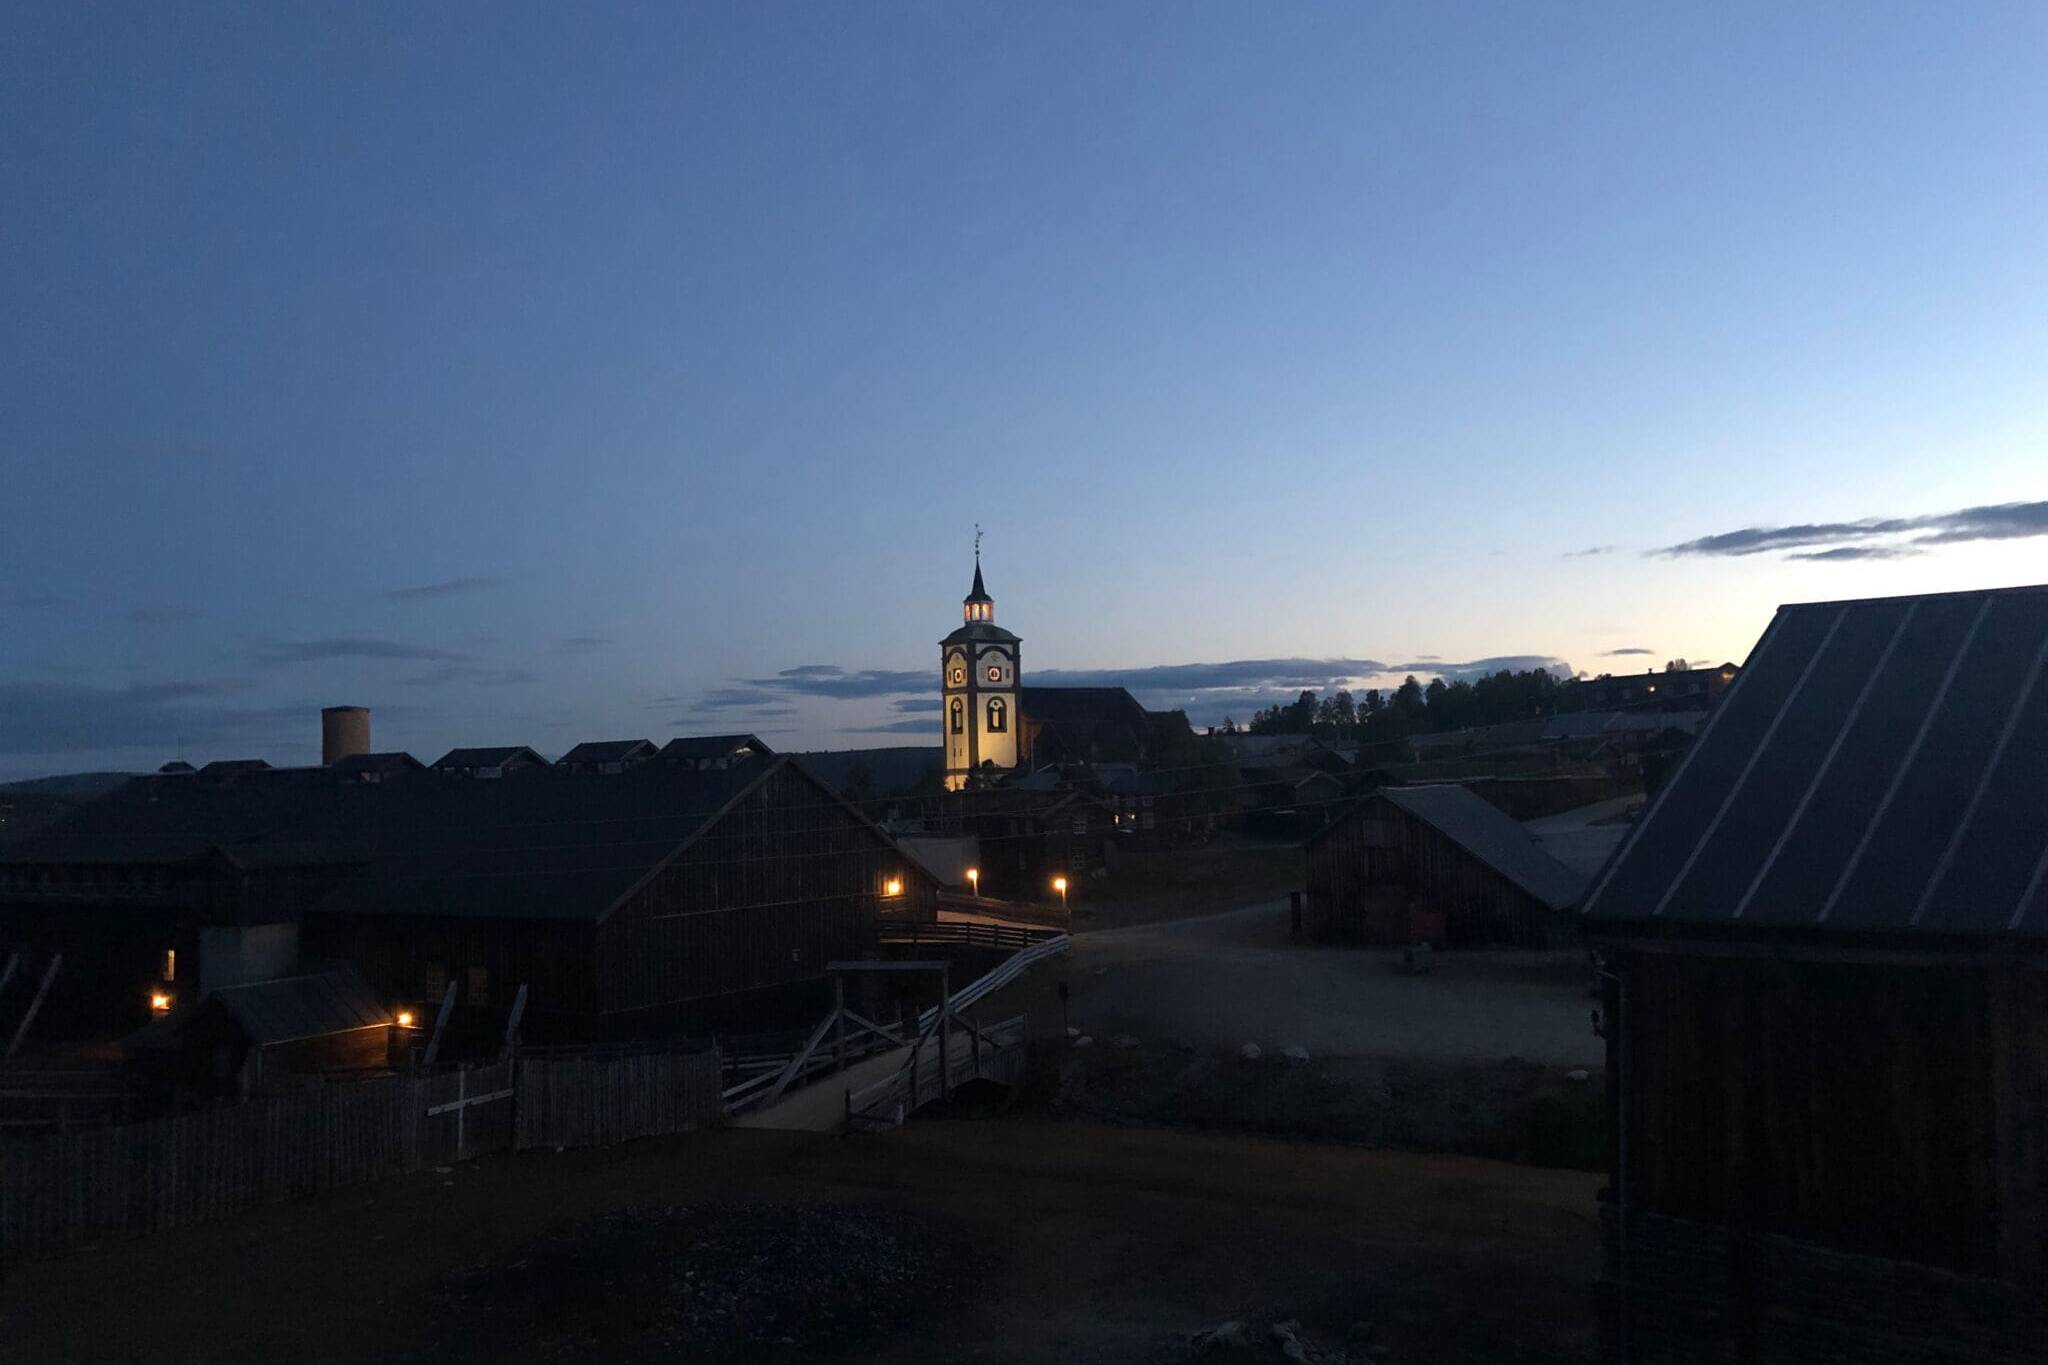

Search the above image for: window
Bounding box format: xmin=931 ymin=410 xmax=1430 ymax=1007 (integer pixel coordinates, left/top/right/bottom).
xmin=950 ymin=698 xmax=965 ymax=735
xmin=162 ymin=948 xmax=176 ymax=983
xmin=987 ymin=698 xmax=1007 ymax=733
xmin=467 ymin=966 xmax=491 ymax=1008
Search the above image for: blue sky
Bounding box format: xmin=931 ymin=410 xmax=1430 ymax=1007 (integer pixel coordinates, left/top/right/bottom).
xmin=4 ymin=3 xmax=2045 ymax=777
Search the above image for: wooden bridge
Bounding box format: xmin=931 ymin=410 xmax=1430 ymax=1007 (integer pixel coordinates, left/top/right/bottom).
xmin=728 ymin=934 xmax=1066 ymax=1132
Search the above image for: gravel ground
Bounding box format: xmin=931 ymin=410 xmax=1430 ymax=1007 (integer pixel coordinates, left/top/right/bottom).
xmin=413 ymin=1202 xmax=987 ymax=1363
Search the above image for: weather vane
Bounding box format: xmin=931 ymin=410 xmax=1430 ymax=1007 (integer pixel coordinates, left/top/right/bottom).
xmin=974 ymin=524 xmax=983 ymax=561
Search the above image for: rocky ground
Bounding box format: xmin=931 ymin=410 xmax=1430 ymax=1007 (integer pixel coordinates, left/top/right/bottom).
xmin=3 ymin=1121 xmax=1603 ymax=1365
xmin=413 ymin=1202 xmax=987 ymax=1363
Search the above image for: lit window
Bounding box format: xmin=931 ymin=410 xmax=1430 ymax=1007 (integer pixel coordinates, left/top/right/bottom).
xmin=987 ymin=698 xmax=1007 ymax=733
xmin=950 ymin=699 xmax=965 ymax=735
xmin=884 ymin=877 xmax=904 ymax=897
xmin=162 ymin=948 xmax=176 ymax=983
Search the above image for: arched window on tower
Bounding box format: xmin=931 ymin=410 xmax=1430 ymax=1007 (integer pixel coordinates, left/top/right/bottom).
xmin=950 ymin=698 xmax=965 ymax=735
xmin=987 ymin=697 xmax=1007 ymax=733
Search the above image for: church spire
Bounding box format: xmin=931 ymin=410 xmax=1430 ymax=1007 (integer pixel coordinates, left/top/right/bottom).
xmin=963 ymin=527 xmax=994 ymax=623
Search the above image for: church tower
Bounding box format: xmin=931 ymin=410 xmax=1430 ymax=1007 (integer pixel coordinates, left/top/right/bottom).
xmin=941 ymin=541 xmax=1021 ymax=791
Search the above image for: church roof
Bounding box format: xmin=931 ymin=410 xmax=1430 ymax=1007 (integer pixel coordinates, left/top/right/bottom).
xmin=942 ymin=621 xmax=1020 ymax=646
xmin=964 ymin=558 xmax=992 ymax=605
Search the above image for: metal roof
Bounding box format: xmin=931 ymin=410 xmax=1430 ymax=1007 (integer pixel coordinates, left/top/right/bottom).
xmin=1373 ymin=784 xmax=1589 ymax=911
xmin=660 ymin=733 xmax=774 ymax=762
xmin=210 ymin=967 xmax=387 ymax=1044
xmin=557 ymin=739 xmax=657 ymax=765
xmin=431 ymin=745 xmax=548 ymax=770
xmin=1583 ymin=584 xmax=2048 ymax=938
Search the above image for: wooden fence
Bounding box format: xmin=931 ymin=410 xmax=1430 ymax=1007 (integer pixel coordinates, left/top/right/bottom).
xmin=0 ymin=1046 xmax=721 ymax=1263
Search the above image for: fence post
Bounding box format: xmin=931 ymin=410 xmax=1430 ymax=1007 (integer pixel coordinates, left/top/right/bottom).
xmin=833 ymin=975 xmax=846 ymax=1075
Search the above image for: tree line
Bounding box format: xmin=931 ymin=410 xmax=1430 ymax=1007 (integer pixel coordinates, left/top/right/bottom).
xmin=1232 ymin=667 xmax=1568 ymax=742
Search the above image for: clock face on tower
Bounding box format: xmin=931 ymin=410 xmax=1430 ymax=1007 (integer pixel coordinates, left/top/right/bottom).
xmin=986 ymin=664 xmax=1003 ymax=682
xmin=949 ymin=665 xmax=965 ymax=686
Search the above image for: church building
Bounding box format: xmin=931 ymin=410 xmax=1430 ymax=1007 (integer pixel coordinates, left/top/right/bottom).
xmin=940 ymin=551 xmax=1194 ymax=790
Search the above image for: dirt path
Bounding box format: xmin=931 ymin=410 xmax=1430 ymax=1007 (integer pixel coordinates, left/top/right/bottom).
xmin=1 ymin=1120 xmax=1603 ymax=1365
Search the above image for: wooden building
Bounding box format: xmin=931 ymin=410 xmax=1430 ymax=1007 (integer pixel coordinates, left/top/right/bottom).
xmin=1583 ymin=584 xmax=2048 ymax=1364
xmin=125 ymin=967 xmax=392 ymax=1098
xmin=2 ymin=749 xmax=935 ymax=1042
xmin=1304 ymin=784 xmax=1585 ymax=946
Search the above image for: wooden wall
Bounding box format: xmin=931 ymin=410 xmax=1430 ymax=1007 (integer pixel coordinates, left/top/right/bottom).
xmin=1615 ymin=949 xmax=2014 ymax=1274
xmin=596 ymin=764 xmax=920 ymax=1020
xmin=300 ymin=913 xmax=597 ymax=1022
xmin=1305 ymin=795 xmax=1566 ymax=947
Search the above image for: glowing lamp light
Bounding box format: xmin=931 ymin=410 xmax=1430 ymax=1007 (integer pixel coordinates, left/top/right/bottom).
xmin=966 ymin=867 xmax=980 ymax=894
xmin=149 ymin=992 xmax=172 ymax=1013
xmin=884 ymin=877 xmax=904 ymax=898
xmin=1053 ymin=876 xmax=1069 ymax=909
xmin=396 ymin=1011 xmax=416 ymax=1029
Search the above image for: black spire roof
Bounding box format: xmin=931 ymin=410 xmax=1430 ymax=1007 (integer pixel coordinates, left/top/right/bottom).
xmin=964 ymin=556 xmax=992 ymax=605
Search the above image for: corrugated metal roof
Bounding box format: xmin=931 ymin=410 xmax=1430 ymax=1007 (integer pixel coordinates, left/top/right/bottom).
xmin=211 ymin=967 xmax=387 ymax=1044
xmin=1583 ymin=584 xmax=2048 ymax=938
xmin=1378 ymin=784 xmax=1589 ymax=911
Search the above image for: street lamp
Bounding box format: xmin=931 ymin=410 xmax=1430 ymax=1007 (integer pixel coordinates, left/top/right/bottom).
xmin=966 ymin=867 xmax=980 ymax=897
xmin=1053 ymin=876 xmax=1068 ymax=913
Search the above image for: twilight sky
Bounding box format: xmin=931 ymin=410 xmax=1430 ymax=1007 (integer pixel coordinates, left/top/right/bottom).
xmin=4 ymin=3 xmax=2046 ymax=779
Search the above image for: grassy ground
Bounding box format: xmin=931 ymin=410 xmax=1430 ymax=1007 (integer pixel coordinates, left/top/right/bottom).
xmin=1072 ymin=839 xmax=1303 ymax=930
xmin=0 ymin=1120 xmax=1603 ymax=1365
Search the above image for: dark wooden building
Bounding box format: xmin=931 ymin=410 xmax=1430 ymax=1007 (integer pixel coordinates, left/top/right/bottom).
xmin=1583 ymin=584 xmax=2048 ymax=1364
xmin=2 ymin=750 xmax=935 ymax=1042
xmin=125 ymin=967 xmax=392 ymax=1098
xmin=1019 ymin=687 xmax=1196 ymax=768
xmin=1304 ymin=784 xmax=1585 ymax=946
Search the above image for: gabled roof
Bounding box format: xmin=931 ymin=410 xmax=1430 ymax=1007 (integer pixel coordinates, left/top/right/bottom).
xmin=199 ymin=759 xmax=271 ymax=775
xmin=661 ymin=733 xmax=775 ymax=763
xmin=431 ymin=745 xmax=548 ymax=771
xmin=1326 ymin=784 xmax=1587 ymax=912
xmin=331 ymin=752 xmax=425 ymax=777
xmin=1583 ymin=584 xmax=2048 ymax=939
xmin=210 ymin=967 xmax=387 ymax=1044
xmin=557 ymin=739 xmax=657 ymax=766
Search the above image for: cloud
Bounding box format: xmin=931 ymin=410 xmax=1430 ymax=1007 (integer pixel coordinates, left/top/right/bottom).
xmin=1786 ymin=545 xmax=1924 ymax=562
xmin=1654 ymin=499 xmax=2048 ymax=560
xmin=252 ymin=637 xmax=469 ymax=666
xmin=400 ymin=664 xmax=537 ymax=688
xmin=555 ymin=636 xmax=609 ymax=655
xmin=1604 ymin=647 xmax=1656 ymax=656
xmin=736 ymin=668 xmax=929 ymax=700
xmin=0 ymin=680 xmax=298 ymax=758
xmin=124 ymin=606 xmax=205 ymax=625
xmin=669 ymin=706 xmax=798 ymax=727
xmin=890 ymin=698 xmax=941 ymax=714
xmin=378 ymin=577 xmax=505 ymax=601
xmin=1564 ymin=545 xmax=1616 ymax=558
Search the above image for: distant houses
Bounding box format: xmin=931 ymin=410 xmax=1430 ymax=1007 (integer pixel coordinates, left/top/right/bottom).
xmin=1584 ymin=584 xmax=2048 ymax=1363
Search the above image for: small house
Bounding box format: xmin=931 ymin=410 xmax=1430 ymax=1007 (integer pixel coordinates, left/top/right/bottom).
xmin=1304 ymin=784 xmax=1585 ymax=946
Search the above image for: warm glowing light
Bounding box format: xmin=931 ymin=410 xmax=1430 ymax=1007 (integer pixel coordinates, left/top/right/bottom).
xmin=396 ymin=1011 xmax=416 ymax=1029
xmin=150 ymin=992 xmax=172 ymax=1013
xmin=884 ymin=877 xmax=904 ymax=897
xmin=966 ymin=867 xmax=979 ymax=887
xmin=1053 ymin=877 xmax=1068 ymax=893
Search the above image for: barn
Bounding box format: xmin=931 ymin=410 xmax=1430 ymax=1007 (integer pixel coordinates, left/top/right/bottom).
xmin=2 ymin=751 xmax=935 ymax=1043
xmin=1583 ymin=583 xmax=2048 ymax=1363
xmin=1304 ymin=784 xmax=1586 ymax=946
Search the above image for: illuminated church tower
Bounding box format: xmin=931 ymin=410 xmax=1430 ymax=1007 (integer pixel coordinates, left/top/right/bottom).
xmin=941 ymin=538 xmax=1021 ymax=791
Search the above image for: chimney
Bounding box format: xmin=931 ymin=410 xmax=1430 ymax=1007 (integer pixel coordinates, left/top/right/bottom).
xmin=322 ymin=706 xmax=371 ymax=765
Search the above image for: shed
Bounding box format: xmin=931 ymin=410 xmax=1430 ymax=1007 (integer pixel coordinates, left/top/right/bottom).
xmin=1305 ymin=784 xmax=1586 ymax=946
xmin=1583 ymin=583 xmax=2048 ymax=1364
xmin=125 ymin=967 xmax=392 ymax=1096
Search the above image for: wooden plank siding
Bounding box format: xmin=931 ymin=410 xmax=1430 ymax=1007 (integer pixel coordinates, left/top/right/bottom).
xmin=1305 ymin=797 xmax=1565 ymax=947
xmin=598 ymin=764 xmax=926 ymax=1019
xmin=1616 ymin=950 xmax=2007 ymax=1275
